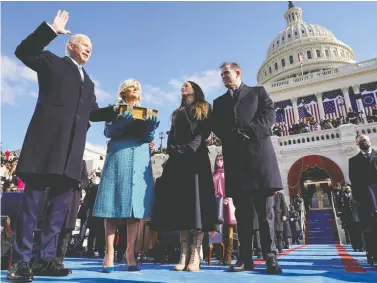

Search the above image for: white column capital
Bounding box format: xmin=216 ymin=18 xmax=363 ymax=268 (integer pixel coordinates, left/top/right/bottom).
xmin=341 ymin=86 xmax=350 ymax=95
xmin=315 ymin=92 xmax=323 ymax=100
xmin=290 ymin=96 xmax=298 ymax=104
xmin=352 ymin=84 xmax=361 ymax=94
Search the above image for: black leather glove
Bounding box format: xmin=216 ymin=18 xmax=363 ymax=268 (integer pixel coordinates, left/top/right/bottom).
xmin=232 ymin=128 xmax=251 ymax=141
xmin=169 ymin=144 xmax=193 ymax=158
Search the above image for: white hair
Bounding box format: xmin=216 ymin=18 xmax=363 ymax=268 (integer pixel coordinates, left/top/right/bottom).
xmin=65 ymin=34 xmax=92 ymax=57
xmin=115 ymin=79 xmax=142 ymax=106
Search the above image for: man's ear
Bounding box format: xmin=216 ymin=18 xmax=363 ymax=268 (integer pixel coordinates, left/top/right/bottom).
xmin=236 ymin=69 xmax=242 ymax=78
xmin=67 ymin=42 xmax=74 ymax=53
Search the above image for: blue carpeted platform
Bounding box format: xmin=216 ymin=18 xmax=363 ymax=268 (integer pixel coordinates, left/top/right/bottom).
xmin=307 ymin=210 xmax=337 ymax=244
xmin=1 ymin=244 xmax=376 ymax=282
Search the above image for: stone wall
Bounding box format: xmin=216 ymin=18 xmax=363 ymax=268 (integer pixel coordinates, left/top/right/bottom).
xmin=151 ymin=145 xmax=224 ymax=179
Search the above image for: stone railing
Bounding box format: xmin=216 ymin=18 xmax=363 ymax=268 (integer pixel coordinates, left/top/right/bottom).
xmin=268 ymin=58 xmax=377 ymax=91
xmin=355 ymin=123 xmax=377 ymax=136
xmin=278 ymin=128 xmax=341 ymax=148
xmin=277 ymin=122 xmax=377 ymax=149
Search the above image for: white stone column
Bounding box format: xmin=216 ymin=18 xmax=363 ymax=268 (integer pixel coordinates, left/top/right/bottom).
xmin=352 ymin=84 xmax=364 ymax=112
xmin=291 ymin=96 xmax=300 ymax=123
xmin=315 ymin=92 xmax=325 ymax=120
xmin=341 ymin=86 xmax=352 ymax=112
xmin=352 ymin=84 xmax=367 ymax=123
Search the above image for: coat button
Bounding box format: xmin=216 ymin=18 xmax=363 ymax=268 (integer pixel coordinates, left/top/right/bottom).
xmin=80 ymin=100 xmax=83 ymax=104
xmin=76 ymin=115 xmax=80 ymax=120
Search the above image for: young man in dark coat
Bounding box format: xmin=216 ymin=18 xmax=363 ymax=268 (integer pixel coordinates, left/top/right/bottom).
xmin=212 ymin=62 xmax=283 ymax=274
xmin=7 ymin=10 xmax=115 ymax=282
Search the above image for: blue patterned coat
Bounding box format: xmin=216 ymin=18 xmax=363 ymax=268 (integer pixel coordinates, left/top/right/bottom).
xmin=93 ymin=116 xmax=158 ymax=219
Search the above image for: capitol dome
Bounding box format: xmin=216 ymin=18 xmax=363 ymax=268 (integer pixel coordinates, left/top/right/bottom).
xmin=257 ymin=2 xmax=356 ymax=85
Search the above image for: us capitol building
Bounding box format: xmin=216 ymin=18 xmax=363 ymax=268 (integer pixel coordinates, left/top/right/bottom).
xmin=83 ymin=2 xmax=377 ymax=205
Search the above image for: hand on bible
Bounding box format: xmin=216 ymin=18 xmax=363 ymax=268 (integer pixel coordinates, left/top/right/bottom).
xmin=50 ymin=10 xmax=71 ymax=35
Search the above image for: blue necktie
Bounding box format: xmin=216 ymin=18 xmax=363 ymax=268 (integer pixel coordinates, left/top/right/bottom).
xmin=365 ymin=153 xmax=371 ymax=162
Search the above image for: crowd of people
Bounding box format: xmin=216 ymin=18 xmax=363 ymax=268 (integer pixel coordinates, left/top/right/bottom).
xmin=0 ymin=150 xmax=23 ymax=193
xmin=333 ymin=183 xmax=364 ymax=252
xmin=273 ymin=105 xmax=377 ymax=136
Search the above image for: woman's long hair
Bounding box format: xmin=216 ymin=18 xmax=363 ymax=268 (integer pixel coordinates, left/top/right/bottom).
xmin=171 ymin=81 xmax=209 ymax=122
xmin=213 ymin=154 xmax=224 ymax=172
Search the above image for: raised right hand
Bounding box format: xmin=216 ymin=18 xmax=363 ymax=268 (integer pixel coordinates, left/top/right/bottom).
xmin=50 ymin=10 xmax=71 ymax=35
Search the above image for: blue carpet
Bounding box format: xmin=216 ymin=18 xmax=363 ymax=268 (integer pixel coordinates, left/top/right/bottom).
xmin=1 ymin=245 xmax=376 ymax=282
xmin=307 ymin=210 xmax=337 ymax=244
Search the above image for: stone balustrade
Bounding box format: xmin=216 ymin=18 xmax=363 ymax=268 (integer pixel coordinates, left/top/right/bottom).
xmin=268 ymin=58 xmax=377 ymax=91
xmin=278 ymin=128 xmax=341 ymax=148
xmin=277 ymin=122 xmax=377 ymax=150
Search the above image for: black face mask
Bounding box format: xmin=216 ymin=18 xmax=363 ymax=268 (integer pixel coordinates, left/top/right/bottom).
xmin=359 ymin=140 xmax=370 ymax=151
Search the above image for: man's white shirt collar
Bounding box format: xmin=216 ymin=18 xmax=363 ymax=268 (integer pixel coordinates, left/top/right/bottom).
xmin=69 ymin=57 xmax=81 ymax=69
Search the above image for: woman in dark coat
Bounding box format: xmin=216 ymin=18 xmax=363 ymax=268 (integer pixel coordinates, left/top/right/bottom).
xmin=152 ymin=81 xmax=218 ymax=272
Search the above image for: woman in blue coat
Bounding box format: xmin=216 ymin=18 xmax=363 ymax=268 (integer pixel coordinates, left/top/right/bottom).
xmin=92 ymin=79 xmax=159 ymax=272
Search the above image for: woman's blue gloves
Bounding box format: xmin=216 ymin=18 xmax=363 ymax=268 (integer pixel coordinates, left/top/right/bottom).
xmin=145 ymin=115 xmax=160 ymax=132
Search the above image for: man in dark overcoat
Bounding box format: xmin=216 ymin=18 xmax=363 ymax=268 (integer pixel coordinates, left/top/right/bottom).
xmin=274 ymin=192 xmax=288 ymax=253
xmin=7 ymin=10 xmax=115 ymax=282
xmin=349 ymin=134 xmax=377 ymax=263
xmin=212 ymin=62 xmax=283 ymax=274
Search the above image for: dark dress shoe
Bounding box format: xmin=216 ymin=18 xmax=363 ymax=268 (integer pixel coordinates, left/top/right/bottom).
xmin=266 ymin=256 xmax=282 ymax=274
xmin=228 ymin=261 xmax=254 ymax=272
xmin=6 ymin=262 xmax=33 ymax=282
xmin=32 ymin=260 xmax=71 ymax=277
xmin=52 ymin=260 xmax=72 ymax=274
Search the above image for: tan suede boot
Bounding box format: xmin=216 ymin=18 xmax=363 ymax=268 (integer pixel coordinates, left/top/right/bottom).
xmin=225 ymin=237 xmax=233 ymax=265
xmin=187 ymin=232 xmax=204 ymax=272
xmin=174 ymin=231 xmax=191 ymax=271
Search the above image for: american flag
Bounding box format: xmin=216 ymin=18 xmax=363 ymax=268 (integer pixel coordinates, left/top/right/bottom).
xmin=298 ymin=100 xmax=320 ymax=122
xmin=323 ymin=96 xmax=347 ymax=118
xmin=298 ymin=52 xmax=304 ymax=66
xmin=362 ymin=91 xmax=377 ymax=115
xmin=275 ymin=100 xmax=295 ymax=129
xmin=274 ymin=108 xmax=289 ymax=135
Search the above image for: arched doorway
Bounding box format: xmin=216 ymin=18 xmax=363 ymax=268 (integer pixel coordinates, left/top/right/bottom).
xmin=287 ymin=155 xmax=345 ymax=210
